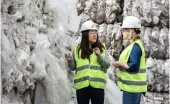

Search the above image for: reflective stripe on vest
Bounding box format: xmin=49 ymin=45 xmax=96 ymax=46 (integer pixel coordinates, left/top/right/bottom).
xmin=74 ymin=44 xmax=106 ymax=90
xmin=117 ymin=77 xmax=147 ymax=86
xmin=76 ymin=65 xmax=105 ymax=73
xmin=117 ymin=39 xmax=147 ymax=93
xmin=74 ymin=76 xmax=106 ymax=84
xmin=119 ymin=68 xmax=146 ymax=74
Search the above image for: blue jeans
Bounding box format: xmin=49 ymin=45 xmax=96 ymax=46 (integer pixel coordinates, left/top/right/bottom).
xmin=123 ymin=91 xmax=142 ymax=104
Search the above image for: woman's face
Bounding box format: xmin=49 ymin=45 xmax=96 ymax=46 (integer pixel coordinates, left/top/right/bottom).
xmin=88 ymin=30 xmax=97 ymax=44
xmin=121 ymin=28 xmax=130 ymax=40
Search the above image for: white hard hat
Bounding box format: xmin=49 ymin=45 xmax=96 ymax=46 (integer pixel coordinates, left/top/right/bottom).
xmin=80 ymin=20 xmax=98 ymax=32
xmin=121 ymin=16 xmax=141 ymax=28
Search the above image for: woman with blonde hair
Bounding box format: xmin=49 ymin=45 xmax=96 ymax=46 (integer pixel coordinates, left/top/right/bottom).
xmin=112 ymin=16 xmax=147 ymax=104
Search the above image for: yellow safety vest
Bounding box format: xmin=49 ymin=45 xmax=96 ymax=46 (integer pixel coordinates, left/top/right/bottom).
xmin=117 ymin=39 xmax=147 ymax=93
xmin=73 ymin=44 xmax=106 ymax=90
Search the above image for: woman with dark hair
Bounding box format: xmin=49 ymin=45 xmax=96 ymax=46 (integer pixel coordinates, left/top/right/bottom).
xmin=66 ymin=20 xmax=110 ymax=104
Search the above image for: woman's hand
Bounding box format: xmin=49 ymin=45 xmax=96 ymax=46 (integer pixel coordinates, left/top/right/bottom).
xmin=65 ymin=53 xmax=73 ymax=61
xmin=93 ymin=47 xmax=101 ymax=55
xmin=112 ymin=61 xmax=129 ymax=69
xmin=112 ymin=61 xmax=121 ymax=68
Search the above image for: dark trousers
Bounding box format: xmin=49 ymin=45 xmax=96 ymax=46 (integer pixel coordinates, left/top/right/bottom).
xmin=123 ymin=91 xmax=142 ymax=104
xmin=76 ymin=86 xmax=104 ymax=104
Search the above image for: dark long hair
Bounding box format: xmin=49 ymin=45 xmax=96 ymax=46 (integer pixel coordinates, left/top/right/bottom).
xmin=77 ymin=30 xmax=105 ymax=59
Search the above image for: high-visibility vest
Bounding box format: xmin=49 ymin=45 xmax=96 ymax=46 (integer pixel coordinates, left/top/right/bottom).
xmin=117 ymin=39 xmax=147 ymax=93
xmin=73 ymin=44 xmax=106 ymax=90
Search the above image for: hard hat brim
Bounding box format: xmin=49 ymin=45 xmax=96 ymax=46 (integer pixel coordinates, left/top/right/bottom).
xmin=81 ymin=28 xmax=98 ymax=32
xmin=121 ymin=26 xmax=141 ymax=29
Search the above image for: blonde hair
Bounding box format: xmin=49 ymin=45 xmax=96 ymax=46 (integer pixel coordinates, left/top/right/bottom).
xmin=128 ymin=29 xmax=141 ymax=42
